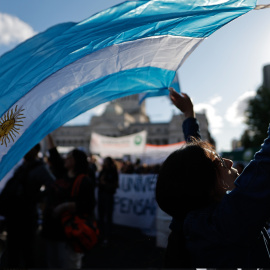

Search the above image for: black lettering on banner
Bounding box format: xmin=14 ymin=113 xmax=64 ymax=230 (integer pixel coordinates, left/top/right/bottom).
xmin=119 ymin=174 xmax=156 ymax=192
xmin=114 ymin=196 xmax=156 ymax=216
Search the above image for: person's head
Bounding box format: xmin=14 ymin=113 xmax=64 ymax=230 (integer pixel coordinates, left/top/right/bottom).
xmin=24 ymin=143 xmax=41 ymax=162
xmin=103 ymin=156 xmax=116 ymax=169
xmin=65 ymin=148 xmax=88 ymax=176
xmin=88 ymin=154 xmax=96 ymax=163
xmin=235 ymin=162 xmax=245 ymax=174
xmin=155 ymin=139 xmax=238 ymax=219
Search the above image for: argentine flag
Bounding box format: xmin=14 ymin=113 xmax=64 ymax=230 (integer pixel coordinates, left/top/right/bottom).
xmin=138 ymin=73 xmax=181 ymax=105
xmin=0 ymin=0 xmax=257 ymax=180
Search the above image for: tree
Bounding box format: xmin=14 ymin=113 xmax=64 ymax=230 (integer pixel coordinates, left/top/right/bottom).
xmin=241 ymin=86 xmax=270 ymax=148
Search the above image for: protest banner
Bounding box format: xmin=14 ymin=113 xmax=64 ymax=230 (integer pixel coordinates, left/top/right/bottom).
xmin=140 ymin=141 xmax=186 ymax=165
xmin=90 ymin=131 xmax=147 ymax=158
xmin=113 ymin=174 xmax=157 ymax=230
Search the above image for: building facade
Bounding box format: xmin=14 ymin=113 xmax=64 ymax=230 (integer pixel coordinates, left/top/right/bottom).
xmin=51 ymin=94 xmax=214 ymax=154
xmin=263 ymin=64 xmax=270 ymax=89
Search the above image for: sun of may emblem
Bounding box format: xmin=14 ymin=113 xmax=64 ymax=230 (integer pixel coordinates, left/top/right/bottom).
xmin=0 ymin=105 xmax=25 ymax=147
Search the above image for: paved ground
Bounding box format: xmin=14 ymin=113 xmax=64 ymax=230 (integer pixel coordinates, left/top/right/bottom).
xmin=82 ymin=225 xmax=165 ymax=268
xmin=0 ymin=224 xmax=166 ymax=268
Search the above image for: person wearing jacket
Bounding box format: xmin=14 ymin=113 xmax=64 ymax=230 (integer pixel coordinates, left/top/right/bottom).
xmin=0 ymin=144 xmax=55 ymax=268
xmin=156 ymin=88 xmax=270 ymax=268
xmin=42 ymin=135 xmax=96 ymax=269
xmin=97 ymin=156 xmax=119 ymax=244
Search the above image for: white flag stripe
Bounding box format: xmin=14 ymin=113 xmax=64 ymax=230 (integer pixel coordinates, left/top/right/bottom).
xmin=0 ymin=34 xmax=202 ymax=162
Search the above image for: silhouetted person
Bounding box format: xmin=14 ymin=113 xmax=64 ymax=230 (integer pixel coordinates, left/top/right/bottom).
xmin=42 ymin=135 xmax=96 ymax=268
xmin=88 ymin=154 xmax=98 ymax=178
xmin=0 ymin=144 xmax=55 ymax=268
xmin=97 ymin=156 xmax=119 ymax=244
xmin=156 ymin=88 xmax=270 ymax=268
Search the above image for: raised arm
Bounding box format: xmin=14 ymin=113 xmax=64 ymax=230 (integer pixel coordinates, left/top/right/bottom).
xmin=169 ymin=87 xmax=195 ymax=118
xmin=169 ymin=87 xmax=201 ymax=141
xmin=45 ymin=134 xmax=66 ymax=178
xmin=46 ymin=134 xmax=56 ymax=149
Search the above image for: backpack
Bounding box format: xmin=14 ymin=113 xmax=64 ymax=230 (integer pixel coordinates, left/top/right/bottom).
xmin=61 ymin=174 xmax=99 ymax=253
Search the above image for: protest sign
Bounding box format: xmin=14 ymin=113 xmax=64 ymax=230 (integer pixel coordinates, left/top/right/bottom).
xmin=90 ymin=131 xmax=147 ymax=158
xmin=113 ymin=174 xmax=157 ymax=230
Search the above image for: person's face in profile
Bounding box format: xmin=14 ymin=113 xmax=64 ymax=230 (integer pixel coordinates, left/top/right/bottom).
xmin=65 ymin=152 xmax=75 ymax=171
xmin=215 ymin=156 xmax=239 ymax=192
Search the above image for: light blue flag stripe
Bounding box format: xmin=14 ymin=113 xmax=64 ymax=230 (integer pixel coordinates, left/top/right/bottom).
xmin=1 ymin=67 xmax=175 ymax=174
xmin=0 ymin=0 xmax=257 ymax=180
xmin=0 ymin=0 xmax=256 ymax=116
xmin=138 ymin=72 xmax=181 ymax=104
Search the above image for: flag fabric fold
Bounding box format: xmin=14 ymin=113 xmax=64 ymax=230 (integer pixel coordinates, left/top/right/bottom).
xmin=138 ymin=72 xmax=181 ymax=105
xmin=0 ymin=0 xmax=257 ymax=180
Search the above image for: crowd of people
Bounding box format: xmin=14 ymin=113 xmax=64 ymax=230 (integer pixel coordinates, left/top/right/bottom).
xmin=0 ymin=134 xmax=120 ymax=268
xmin=1 ymin=87 xmax=270 ymax=268
xmin=119 ymin=159 xmax=161 ymax=175
xmin=0 ymin=133 xmax=165 ymax=268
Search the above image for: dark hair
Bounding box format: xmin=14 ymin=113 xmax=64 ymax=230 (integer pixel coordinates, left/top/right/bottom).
xmin=235 ymin=162 xmax=245 ymax=174
xmin=24 ymin=143 xmax=41 ymax=161
xmin=71 ymin=149 xmax=89 ymax=175
xmin=156 ymin=140 xmax=218 ymax=219
xmin=103 ymin=156 xmax=116 ymax=169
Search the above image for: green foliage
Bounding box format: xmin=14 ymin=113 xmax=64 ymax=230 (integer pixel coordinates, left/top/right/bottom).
xmin=241 ymin=86 xmax=270 ymax=148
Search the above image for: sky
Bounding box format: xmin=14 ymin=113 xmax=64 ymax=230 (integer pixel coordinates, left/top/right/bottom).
xmin=0 ymin=0 xmax=270 ymax=152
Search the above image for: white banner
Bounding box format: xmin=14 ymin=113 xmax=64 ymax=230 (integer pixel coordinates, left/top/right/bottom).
xmin=90 ymin=131 xmax=147 ymax=158
xmin=140 ymin=141 xmax=186 ymax=165
xmin=113 ymin=174 xmax=157 ymax=230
